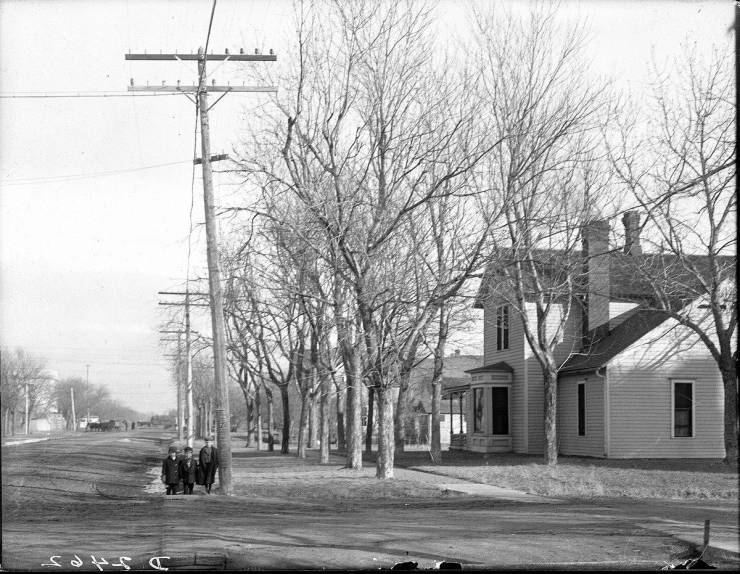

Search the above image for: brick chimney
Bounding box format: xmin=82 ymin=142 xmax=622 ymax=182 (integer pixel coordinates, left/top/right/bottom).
xmin=582 ymin=219 xmax=611 ymax=339
xmin=622 ymin=211 xmax=642 ymax=255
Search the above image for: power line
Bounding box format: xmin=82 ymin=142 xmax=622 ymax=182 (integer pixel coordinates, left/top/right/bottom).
xmin=2 ymin=160 xmax=193 ymax=186
xmin=0 ymin=91 xmax=188 ymax=99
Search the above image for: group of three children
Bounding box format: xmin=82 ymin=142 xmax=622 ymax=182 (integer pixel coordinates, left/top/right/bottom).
xmin=161 ymin=436 xmax=219 ymax=495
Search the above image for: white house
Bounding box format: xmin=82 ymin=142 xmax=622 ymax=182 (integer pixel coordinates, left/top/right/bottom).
xmin=456 ymin=212 xmax=731 ymax=458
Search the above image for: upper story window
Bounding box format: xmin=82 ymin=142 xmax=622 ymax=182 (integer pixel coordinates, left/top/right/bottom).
xmin=496 ymin=305 xmax=509 ymax=350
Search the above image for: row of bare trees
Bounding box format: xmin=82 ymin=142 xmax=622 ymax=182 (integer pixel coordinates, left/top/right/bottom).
xmin=0 ymin=347 xmax=53 ymax=435
xmin=177 ymin=1 xmax=735 ymax=471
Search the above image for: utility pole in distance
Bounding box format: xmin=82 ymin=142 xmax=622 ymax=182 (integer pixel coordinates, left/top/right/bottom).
xmin=70 ymin=387 xmax=76 ymax=431
xmin=159 ymin=290 xmax=208 ymax=450
xmin=128 ymin=47 xmax=276 ymax=495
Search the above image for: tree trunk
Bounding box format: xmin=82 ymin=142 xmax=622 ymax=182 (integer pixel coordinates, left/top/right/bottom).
xmin=309 ymin=389 xmax=319 ymax=449
xmin=375 ymin=385 xmax=395 ymax=479
xmin=280 ymin=384 xmax=290 ymax=454
xmin=346 ymin=356 xmax=363 ymax=469
xmin=266 ymin=387 xmax=275 ymax=452
xmin=394 ymin=377 xmax=409 ymax=453
xmin=543 ymin=369 xmax=558 ymax=465
xmin=430 ymin=381 xmax=442 ymax=462
xmin=297 ymin=384 xmax=310 ymax=459
xmin=320 ymin=373 xmax=331 ymax=463
xmin=365 ymin=385 xmax=375 ymax=452
xmin=335 ymin=381 xmax=346 ymax=450
xmin=255 ymin=383 xmax=263 ymax=451
xmin=430 ymin=306 xmax=448 ymax=461
xmin=244 ymin=394 xmax=253 ymax=448
xmin=721 ymin=365 xmax=738 ymax=465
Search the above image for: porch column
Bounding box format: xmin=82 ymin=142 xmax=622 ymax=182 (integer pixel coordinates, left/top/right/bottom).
xmin=449 ymin=393 xmax=454 ymax=443
xmin=458 ymin=393 xmax=464 ymax=433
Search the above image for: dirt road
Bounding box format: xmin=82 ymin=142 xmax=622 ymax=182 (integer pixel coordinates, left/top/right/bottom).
xmin=2 ymin=432 xmax=737 ymax=570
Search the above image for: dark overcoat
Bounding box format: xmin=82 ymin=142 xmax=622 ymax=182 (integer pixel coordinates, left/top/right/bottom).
xmin=161 ymin=456 xmax=180 ymax=484
xmin=178 ymin=457 xmax=197 ymax=484
xmin=198 ymin=445 xmax=219 ymax=485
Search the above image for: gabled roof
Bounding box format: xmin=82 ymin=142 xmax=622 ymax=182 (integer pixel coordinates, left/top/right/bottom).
xmin=558 ymin=308 xmax=670 ymax=375
xmin=475 ymin=250 xmax=735 ymax=308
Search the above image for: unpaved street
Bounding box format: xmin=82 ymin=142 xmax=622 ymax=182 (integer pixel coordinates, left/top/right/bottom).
xmin=2 ymin=432 xmax=737 ymax=570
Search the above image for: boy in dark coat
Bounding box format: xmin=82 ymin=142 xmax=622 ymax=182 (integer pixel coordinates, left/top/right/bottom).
xmin=198 ymin=436 xmax=219 ymax=494
xmin=178 ymin=446 xmax=197 ymax=495
xmin=161 ymin=446 xmax=180 ymax=495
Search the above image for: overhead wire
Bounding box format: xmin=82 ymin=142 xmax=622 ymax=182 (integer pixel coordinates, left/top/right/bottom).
xmin=2 ymin=160 xmax=193 ymax=186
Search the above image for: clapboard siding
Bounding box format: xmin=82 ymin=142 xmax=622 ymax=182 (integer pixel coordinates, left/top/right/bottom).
xmin=558 ymin=375 xmax=605 ymax=457
xmin=483 ymin=301 xmax=527 ymax=452
xmin=607 ymin=317 xmax=725 ymax=458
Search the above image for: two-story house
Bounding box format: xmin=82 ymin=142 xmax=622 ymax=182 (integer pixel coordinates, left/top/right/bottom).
xmin=456 ymin=212 xmax=731 ymax=458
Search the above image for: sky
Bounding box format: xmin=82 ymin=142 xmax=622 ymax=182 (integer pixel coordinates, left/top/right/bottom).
xmin=0 ymin=0 xmax=733 ymax=415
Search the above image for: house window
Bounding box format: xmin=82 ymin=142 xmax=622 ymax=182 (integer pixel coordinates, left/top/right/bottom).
xmin=473 ymin=388 xmax=485 ymax=432
xmin=673 ymin=381 xmax=694 ymax=438
xmin=577 ymin=383 xmax=586 ymax=436
xmin=496 ymin=305 xmax=509 ymax=350
xmin=491 ymin=387 xmax=509 ymax=435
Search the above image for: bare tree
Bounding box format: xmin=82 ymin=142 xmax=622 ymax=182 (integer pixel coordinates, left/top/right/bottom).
xmin=471 ymin=1 xmax=615 ymax=465
xmin=608 ymin=42 xmax=737 ymax=463
xmin=1 ymin=347 xmax=51 ymax=435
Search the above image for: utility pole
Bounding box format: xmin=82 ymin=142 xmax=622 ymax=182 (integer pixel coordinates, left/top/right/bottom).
xmin=160 ymin=290 xmax=207 ymax=450
xmin=70 ymin=387 xmax=76 ymax=431
xmin=24 ymin=380 xmax=30 ymax=435
xmin=86 ymin=364 xmax=90 ymax=427
xmin=176 ymin=332 xmax=184 ymax=440
xmin=185 ymin=292 xmax=194 ymax=449
xmin=128 ymin=47 xmax=276 ymax=495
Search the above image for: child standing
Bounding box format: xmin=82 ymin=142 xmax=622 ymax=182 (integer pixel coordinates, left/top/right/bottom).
xmin=178 ymin=446 xmax=197 ymax=494
xmin=161 ymin=446 xmax=180 ymax=495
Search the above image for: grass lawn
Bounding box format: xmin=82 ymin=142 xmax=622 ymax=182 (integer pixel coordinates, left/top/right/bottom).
xmin=391 ymin=449 xmax=739 ymax=500
xmin=227 ymin=437 xmax=737 ymax=501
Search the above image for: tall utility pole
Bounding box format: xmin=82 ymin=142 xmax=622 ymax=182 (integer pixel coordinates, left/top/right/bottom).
xmin=128 ymin=48 xmax=276 ymax=495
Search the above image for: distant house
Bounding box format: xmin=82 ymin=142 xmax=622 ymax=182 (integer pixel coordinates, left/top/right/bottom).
xmin=456 ymin=212 xmax=731 ymax=458
xmin=401 ymin=351 xmax=481 ymax=446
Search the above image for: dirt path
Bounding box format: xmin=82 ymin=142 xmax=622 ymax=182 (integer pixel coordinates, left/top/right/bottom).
xmin=2 ymin=432 xmax=737 ymax=570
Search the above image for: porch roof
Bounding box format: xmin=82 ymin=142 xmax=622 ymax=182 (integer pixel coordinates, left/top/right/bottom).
xmin=465 ymin=361 xmax=514 ymax=374
xmin=441 ymin=376 xmax=470 ymax=398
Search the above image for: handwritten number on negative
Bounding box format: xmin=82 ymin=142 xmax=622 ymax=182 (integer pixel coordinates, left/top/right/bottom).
xmin=70 ymin=555 xmax=84 ymax=567
xmin=112 ymin=556 xmax=132 ymax=570
xmin=90 ymin=555 xmax=110 ymax=571
xmin=41 ymin=556 xmax=62 ymax=567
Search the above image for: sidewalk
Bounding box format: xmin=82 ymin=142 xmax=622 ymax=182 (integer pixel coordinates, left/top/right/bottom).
xmin=2 ymin=435 xmax=52 ymax=446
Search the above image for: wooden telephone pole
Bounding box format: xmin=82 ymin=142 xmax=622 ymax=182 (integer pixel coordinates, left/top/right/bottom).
xmin=129 ymin=48 xmax=276 ymax=493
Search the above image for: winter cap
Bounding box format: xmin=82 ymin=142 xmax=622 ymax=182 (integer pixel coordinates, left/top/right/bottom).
xmin=168 ymin=446 xmax=177 ymax=453
xmin=205 ymin=436 xmax=214 ymax=442
xmin=184 ymin=446 xmax=193 ymax=452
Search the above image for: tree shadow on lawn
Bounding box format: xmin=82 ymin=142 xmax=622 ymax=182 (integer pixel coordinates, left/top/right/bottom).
xmin=228 ymin=443 xmax=735 ymax=475
xmin=365 ymin=449 xmax=736 ymax=474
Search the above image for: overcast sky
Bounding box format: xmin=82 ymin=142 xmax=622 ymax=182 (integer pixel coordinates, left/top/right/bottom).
xmin=0 ymin=0 xmax=733 ymax=415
